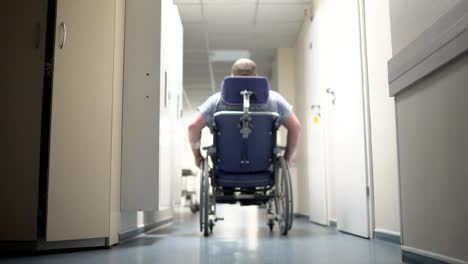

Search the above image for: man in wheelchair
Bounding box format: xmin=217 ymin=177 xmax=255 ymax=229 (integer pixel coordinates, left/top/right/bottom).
xmin=188 ymin=58 xmax=301 ymax=236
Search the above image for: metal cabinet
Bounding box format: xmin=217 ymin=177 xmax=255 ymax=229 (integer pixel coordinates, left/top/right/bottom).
xmin=1 ymin=0 xmax=124 ymax=247
xmin=121 ymin=0 xmax=184 ymax=212
xmin=0 ymin=0 xmax=49 ymax=241
xmin=46 ymin=0 xmax=117 ymax=242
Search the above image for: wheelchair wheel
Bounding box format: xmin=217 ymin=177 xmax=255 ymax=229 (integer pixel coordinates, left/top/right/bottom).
xmin=275 ymin=157 xmax=293 ymax=235
xmin=281 ymin=157 xmax=294 ymax=230
xmin=268 ymin=219 xmax=274 ymax=231
xmin=199 ymin=159 xmax=210 ymax=237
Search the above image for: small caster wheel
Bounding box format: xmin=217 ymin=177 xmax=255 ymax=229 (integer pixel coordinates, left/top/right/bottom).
xmin=190 ymin=203 xmax=199 ymax=213
xmin=268 ymin=219 xmax=274 ymax=231
xmin=209 ymin=219 xmax=215 ymax=233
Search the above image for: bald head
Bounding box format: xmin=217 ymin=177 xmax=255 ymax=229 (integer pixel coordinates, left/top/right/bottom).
xmin=231 ymin=58 xmax=257 ymax=76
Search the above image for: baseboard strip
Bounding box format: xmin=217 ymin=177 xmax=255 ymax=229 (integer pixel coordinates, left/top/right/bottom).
xmin=401 ymin=245 xmax=468 ymax=264
xmin=0 ymin=238 xmax=107 ymax=251
xmin=37 ymin=238 xmax=107 ymax=250
xmin=119 ymin=217 xmax=173 ymax=242
xmin=293 ymin=213 xmax=309 ymax=219
xmin=373 ymin=229 xmax=400 ymax=244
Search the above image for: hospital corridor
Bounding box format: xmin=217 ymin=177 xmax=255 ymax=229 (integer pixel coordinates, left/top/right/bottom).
xmin=1 ymin=0 xmax=467 ymax=264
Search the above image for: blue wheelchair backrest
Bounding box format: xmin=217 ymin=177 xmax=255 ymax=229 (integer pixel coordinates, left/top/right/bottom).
xmin=221 ymin=76 xmax=269 ymax=105
xmin=213 ymin=76 xmax=279 ymax=173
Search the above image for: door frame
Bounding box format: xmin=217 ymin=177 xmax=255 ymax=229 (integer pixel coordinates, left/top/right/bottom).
xmin=357 ymin=0 xmax=376 ymax=238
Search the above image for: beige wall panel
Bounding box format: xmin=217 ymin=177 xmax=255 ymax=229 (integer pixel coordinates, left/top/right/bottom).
xmin=273 ymin=48 xmax=299 ymax=214
xmin=396 ymin=55 xmax=468 ymax=261
xmin=389 ymin=0 xmax=459 ymax=55
xmin=121 ymin=0 xmax=162 ymax=211
xmin=47 ymin=0 xmax=115 ymax=241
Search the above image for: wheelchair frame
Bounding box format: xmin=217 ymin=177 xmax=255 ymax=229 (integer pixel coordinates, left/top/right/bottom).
xmin=199 ymin=91 xmax=294 ymax=237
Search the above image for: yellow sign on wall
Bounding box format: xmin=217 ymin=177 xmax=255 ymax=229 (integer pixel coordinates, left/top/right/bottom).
xmin=313 ymin=116 xmax=320 ymax=124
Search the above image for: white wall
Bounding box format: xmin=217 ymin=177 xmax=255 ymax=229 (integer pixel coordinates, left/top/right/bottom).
xmin=275 ymin=48 xmax=296 ymax=147
xmin=276 ymin=49 xmax=296 ymax=106
xmin=293 ymin=18 xmax=313 ymax=216
xmin=159 ymin=1 xmax=184 ymax=210
xmin=364 ymin=0 xmax=400 ymax=235
xmin=270 ymin=57 xmax=279 ymax=92
xmin=182 ymin=113 xmax=195 ymax=171
xmin=389 ymin=0 xmax=460 ymax=55
xmin=169 ymin=4 xmax=184 ymax=207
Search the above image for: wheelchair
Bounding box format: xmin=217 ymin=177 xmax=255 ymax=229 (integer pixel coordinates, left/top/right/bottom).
xmin=199 ymin=76 xmax=293 ymax=237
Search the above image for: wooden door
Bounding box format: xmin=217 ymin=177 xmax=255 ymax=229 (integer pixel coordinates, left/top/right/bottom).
xmin=0 ymin=0 xmax=48 ymax=241
xmin=47 ymin=0 xmax=115 ymax=241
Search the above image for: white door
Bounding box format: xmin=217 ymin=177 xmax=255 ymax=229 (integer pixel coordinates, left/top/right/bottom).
xmin=307 ymin=13 xmax=328 ymax=226
xmin=318 ymin=0 xmax=338 ymax=226
xmin=333 ymin=0 xmax=370 ymax=238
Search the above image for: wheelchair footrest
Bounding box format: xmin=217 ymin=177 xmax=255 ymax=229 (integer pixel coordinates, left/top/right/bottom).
xmin=215 ymin=194 xmax=274 ymax=203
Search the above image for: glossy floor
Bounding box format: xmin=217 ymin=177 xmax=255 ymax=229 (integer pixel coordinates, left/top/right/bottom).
xmin=0 ymin=205 xmax=403 ymax=264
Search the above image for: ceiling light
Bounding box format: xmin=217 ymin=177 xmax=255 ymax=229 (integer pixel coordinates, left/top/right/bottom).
xmin=209 ymin=50 xmax=251 ymax=62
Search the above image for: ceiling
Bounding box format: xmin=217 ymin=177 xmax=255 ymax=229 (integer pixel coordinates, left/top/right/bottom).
xmin=174 ymin=0 xmax=310 ymax=110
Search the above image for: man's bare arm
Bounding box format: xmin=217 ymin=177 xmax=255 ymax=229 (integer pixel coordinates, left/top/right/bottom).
xmin=188 ymin=112 xmax=207 ymax=167
xmin=283 ymin=112 xmax=301 ymax=164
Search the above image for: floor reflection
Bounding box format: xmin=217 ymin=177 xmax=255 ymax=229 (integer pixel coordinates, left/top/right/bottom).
xmin=0 ymin=204 xmax=403 ymax=264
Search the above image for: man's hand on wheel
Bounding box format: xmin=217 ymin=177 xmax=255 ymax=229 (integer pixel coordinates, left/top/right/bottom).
xmin=195 ymin=155 xmax=204 ymax=169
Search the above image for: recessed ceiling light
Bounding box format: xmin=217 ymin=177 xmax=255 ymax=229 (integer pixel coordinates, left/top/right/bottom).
xmin=209 ymin=50 xmax=251 ymax=62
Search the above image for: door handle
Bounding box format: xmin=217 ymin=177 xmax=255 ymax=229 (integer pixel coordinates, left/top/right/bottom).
xmin=60 ymin=22 xmax=67 ymax=49
xmin=326 ymin=88 xmax=335 ymax=105
xmin=311 ymin=105 xmax=321 ymax=117
xmin=34 ymin=23 xmax=41 ymax=49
